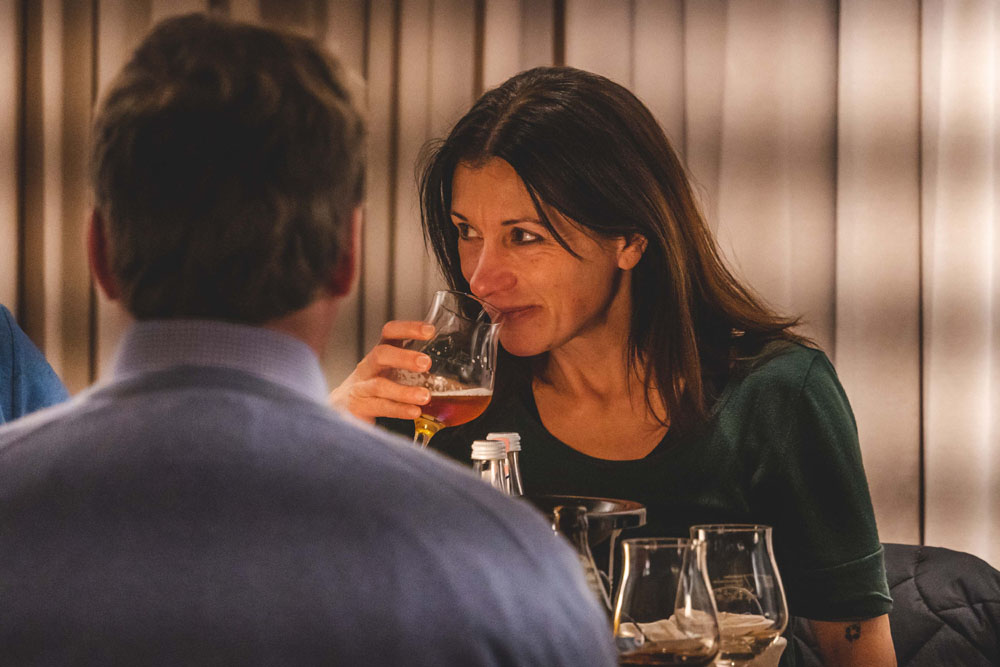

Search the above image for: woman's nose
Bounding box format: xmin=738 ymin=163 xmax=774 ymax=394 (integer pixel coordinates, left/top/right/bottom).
xmin=466 ymin=243 xmax=516 ymax=298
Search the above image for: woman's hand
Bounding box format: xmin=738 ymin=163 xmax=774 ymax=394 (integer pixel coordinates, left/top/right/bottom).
xmin=329 ymin=321 xmax=434 ymax=422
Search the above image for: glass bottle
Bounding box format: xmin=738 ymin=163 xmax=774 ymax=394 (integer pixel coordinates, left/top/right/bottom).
xmin=552 ymin=504 xmax=612 ymax=615
xmin=486 ymin=431 xmax=524 ymax=496
xmin=470 ymin=439 xmax=510 ymax=494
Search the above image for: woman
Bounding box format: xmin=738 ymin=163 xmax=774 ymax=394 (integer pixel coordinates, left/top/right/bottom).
xmin=332 ymin=66 xmax=895 ymax=667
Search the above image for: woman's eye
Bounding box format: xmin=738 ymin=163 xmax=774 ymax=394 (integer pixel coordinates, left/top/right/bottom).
xmin=511 ymin=228 xmax=541 ymax=244
xmin=455 ymin=223 xmax=480 ymax=240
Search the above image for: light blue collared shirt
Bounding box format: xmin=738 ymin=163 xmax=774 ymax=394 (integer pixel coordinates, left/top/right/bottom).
xmin=111 ymin=320 xmax=329 ymax=404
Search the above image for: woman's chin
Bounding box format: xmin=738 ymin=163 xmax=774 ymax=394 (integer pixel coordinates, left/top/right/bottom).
xmin=499 ymin=335 xmax=547 ymax=358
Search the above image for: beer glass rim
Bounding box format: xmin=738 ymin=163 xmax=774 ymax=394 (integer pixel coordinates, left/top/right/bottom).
xmin=621 ymin=536 xmax=693 ymax=549
xmin=433 ymin=290 xmax=502 ymax=326
xmin=689 ymin=523 xmax=772 ymax=535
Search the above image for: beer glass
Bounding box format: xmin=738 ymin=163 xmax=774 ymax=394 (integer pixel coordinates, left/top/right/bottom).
xmin=613 ymin=538 xmax=720 ymax=666
xmin=689 ymin=525 xmax=787 ymax=666
xmin=387 ymin=290 xmax=501 ymax=447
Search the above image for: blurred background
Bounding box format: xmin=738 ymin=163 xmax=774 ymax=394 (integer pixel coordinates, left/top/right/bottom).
xmin=1 ymin=0 xmax=997 ymax=567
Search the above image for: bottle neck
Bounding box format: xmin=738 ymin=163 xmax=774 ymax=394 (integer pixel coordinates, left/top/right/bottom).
xmin=473 ymin=458 xmax=510 ymax=494
xmin=506 ymin=451 xmax=524 ymax=496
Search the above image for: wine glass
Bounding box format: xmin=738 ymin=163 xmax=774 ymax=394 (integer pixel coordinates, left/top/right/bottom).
xmin=386 ymin=290 xmax=501 ymax=447
xmin=689 ymin=525 xmax=788 ymax=666
xmin=613 ymin=538 xmax=720 ymax=666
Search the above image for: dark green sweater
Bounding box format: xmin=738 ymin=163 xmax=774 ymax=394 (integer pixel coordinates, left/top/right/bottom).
xmin=383 ymin=342 xmax=891 ymax=664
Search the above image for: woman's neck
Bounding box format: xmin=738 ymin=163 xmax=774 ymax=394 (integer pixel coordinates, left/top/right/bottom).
xmin=531 ymin=336 xmax=669 ymax=461
xmin=534 ymin=338 xmax=636 ymax=402
xmin=532 ymin=269 xmax=645 ymax=401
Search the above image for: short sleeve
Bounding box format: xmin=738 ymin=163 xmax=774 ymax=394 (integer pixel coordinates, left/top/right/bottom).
xmin=750 ymin=350 xmax=892 ymax=621
xmin=0 ymin=305 xmax=69 ymax=424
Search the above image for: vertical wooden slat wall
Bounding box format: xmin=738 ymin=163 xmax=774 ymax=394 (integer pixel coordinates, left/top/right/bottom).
xmin=836 ymin=0 xmax=922 ymax=545
xmin=392 ymin=0 xmax=430 ymax=323
xmin=15 ymin=0 xmax=95 ymax=392
xmin=921 ymin=0 xmax=1000 ymax=563
xmin=481 ymin=0 xmax=556 ymax=93
xmin=18 ymin=1 xmax=45 ymax=354
xmin=8 ymin=0 xmax=1000 ymax=562
xmin=0 ymin=0 xmax=19 ymax=310
xmin=361 ymin=0 xmax=396 ymax=354
xmin=632 ymin=0 xmax=684 ymax=148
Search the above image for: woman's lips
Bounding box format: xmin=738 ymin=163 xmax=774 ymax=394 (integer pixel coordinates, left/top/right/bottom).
xmin=498 ymin=306 xmax=536 ymax=322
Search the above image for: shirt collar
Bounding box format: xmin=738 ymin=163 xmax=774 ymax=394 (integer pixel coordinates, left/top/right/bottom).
xmin=111 ymin=319 xmax=329 ymax=403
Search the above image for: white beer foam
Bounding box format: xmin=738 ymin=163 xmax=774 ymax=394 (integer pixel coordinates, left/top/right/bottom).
xmin=430 ymin=387 xmax=492 ymax=396
xmin=391 ymin=370 xmax=491 ymax=394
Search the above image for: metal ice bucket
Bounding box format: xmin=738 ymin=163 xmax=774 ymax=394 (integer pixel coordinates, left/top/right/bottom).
xmin=525 ymin=494 xmax=646 ymax=594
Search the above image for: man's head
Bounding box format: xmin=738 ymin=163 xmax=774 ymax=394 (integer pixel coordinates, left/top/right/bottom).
xmin=89 ymin=13 xmax=365 ymax=323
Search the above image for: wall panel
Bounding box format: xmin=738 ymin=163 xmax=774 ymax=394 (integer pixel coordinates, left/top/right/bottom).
xmin=482 ymin=0 xmax=556 ymax=92
xmin=391 ymin=0 xmax=473 ymax=322
xmin=564 ymin=0 xmax=633 ymax=86
xmin=392 ymin=0 xmax=432 ymax=322
xmin=632 ymin=0 xmax=684 ymax=148
xmin=922 ymin=0 xmax=1000 ymax=564
xmin=0 ymin=0 xmax=18 ymax=311
xmin=681 ymin=0 xmax=727 ymax=226
xmin=713 ymin=0 xmax=838 ymax=352
xmin=836 ymin=0 xmax=922 ymax=545
xmin=361 ymin=0 xmax=396 ymax=353
xmin=42 ymin=0 xmax=94 ymax=392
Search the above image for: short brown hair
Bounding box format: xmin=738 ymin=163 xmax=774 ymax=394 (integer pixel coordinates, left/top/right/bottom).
xmin=90 ymin=13 xmax=365 ymax=322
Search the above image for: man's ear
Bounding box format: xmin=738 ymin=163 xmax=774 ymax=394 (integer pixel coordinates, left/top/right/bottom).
xmin=328 ymin=206 xmax=361 ymax=297
xmin=88 ymin=210 xmax=120 ymax=300
xmin=616 ymin=234 xmax=647 ymax=271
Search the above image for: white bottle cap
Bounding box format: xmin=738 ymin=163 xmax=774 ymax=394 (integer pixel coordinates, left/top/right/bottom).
xmin=471 ymin=439 xmax=507 ymax=460
xmin=486 ymin=432 xmax=521 ymax=452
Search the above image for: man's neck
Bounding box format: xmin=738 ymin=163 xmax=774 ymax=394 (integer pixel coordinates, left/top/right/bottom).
xmin=263 ymin=295 xmax=340 ymax=360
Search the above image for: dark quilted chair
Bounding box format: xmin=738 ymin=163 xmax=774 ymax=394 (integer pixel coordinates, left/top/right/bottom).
xmin=794 ymin=543 xmax=1000 ymax=666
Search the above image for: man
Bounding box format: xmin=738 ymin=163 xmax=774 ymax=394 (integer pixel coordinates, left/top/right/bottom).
xmin=0 ymin=14 xmax=616 ymax=666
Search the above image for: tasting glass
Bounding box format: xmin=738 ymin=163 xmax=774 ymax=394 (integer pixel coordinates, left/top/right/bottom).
xmin=613 ymin=538 xmax=720 ymax=666
xmin=385 ymin=290 xmax=501 ymax=447
xmin=689 ymin=525 xmax=788 ymax=666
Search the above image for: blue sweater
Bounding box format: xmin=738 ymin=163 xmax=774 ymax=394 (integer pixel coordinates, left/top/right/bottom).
xmin=0 ymin=305 xmax=68 ymax=424
xmin=0 ymin=320 xmax=617 ymax=665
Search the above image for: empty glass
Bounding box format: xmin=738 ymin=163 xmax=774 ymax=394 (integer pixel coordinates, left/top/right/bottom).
xmin=690 ymin=525 xmax=788 ymax=666
xmin=613 ymin=538 xmax=720 ymax=666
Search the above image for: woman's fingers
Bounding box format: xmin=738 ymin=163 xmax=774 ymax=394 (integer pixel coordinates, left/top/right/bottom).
xmin=380 ymin=320 xmax=434 ymax=342
xmin=350 ymin=321 xmax=434 ymax=378
xmin=343 ymin=377 xmax=430 ymax=420
xmin=363 ymin=343 xmax=431 ymax=377
xmin=329 ymin=319 xmax=436 ymax=421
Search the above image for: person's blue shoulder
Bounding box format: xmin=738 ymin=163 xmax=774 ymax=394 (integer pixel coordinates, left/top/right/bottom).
xmin=0 ymin=305 xmax=69 ymax=424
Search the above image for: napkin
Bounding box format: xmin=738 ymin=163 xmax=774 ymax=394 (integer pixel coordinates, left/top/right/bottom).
xmin=617 ymin=614 xmax=787 ymax=667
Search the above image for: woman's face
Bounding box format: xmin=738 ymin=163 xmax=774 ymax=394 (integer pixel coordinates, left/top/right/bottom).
xmin=450 ymin=158 xmax=644 ymax=357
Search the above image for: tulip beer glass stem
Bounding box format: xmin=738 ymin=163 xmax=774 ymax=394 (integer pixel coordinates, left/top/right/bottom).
xmin=413 ymin=415 xmax=445 ymax=448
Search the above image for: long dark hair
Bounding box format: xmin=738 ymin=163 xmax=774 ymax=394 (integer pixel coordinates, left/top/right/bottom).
xmin=420 ymin=66 xmax=806 ymax=430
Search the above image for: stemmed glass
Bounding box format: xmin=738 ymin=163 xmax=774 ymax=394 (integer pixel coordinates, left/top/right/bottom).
xmin=386 ymin=290 xmax=501 ymax=447
xmin=613 ymin=538 xmax=721 ymax=666
xmin=690 ymin=525 xmax=788 ymax=666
